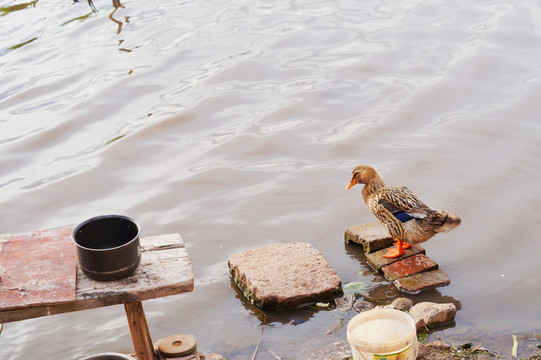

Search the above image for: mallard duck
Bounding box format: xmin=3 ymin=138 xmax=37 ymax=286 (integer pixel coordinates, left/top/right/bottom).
xmin=345 ymin=165 xmax=461 ymax=258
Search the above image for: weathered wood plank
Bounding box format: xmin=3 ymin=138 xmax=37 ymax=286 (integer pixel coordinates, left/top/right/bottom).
xmin=0 ymin=228 xmax=76 ymax=310
xmin=125 ymin=301 xmax=157 ymax=360
xmin=0 ymin=233 xmax=193 ymax=323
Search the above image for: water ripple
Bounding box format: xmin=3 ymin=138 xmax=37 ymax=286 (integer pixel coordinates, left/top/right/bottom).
xmin=2 ymin=0 xmax=541 ymax=358
xmin=318 ymin=116 xmax=379 ymax=144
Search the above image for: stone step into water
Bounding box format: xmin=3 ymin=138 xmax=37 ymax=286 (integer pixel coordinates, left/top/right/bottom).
xmin=344 ymin=222 xmax=393 ymax=254
xmin=345 ymin=223 xmax=450 ymax=293
xmin=228 ymin=242 xmax=343 ymax=310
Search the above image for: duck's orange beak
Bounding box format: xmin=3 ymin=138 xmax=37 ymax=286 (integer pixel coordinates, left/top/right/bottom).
xmin=345 ymin=179 xmax=357 ymax=190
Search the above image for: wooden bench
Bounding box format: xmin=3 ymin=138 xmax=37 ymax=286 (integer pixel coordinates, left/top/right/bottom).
xmin=0 ymin=229 xmax=194 ymax=360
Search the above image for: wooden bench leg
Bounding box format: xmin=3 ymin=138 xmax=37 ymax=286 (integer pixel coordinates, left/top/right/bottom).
xmin=124 ymin=301 xmax=157 ymax=360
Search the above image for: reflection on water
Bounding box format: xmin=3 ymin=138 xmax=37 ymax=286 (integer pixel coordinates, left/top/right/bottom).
xmin=1 ymin=0 xmax=541 ymax=358
xmin=0 ymin=0 xmax=38 ymax=15
xmin=108 ymin=0 xmax=126 ymax=35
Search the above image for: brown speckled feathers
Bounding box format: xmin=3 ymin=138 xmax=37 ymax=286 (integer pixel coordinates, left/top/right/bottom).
xmin=347 ymin=165 xmax=461 ymax=245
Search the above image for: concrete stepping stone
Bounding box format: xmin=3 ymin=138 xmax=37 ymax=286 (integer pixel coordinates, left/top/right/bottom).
xmin=345 ymin=223 xmax=450 ymax=293
xmin=345 ymin=222 xmax=393 ymax=253
xmin=228 ymin=242 xmax=342 ymax=310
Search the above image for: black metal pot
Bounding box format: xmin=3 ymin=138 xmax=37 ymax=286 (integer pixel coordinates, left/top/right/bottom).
xmin=72 ymin=215 xmax=141 ymax=281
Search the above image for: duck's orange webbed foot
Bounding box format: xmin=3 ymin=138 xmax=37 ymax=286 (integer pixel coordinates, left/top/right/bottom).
xmin=393 ymin=241 xmax=410 ymax=250
xmin=383 ymin=240 xmax=406 ymax=258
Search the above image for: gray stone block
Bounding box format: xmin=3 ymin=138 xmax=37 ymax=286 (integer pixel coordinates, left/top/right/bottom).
xmin=344 ymin=222 xmax=393 ymax=254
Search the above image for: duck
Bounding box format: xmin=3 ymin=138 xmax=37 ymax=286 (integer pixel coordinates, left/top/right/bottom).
xmin=345 ymin=165 xmax=461 ymax=258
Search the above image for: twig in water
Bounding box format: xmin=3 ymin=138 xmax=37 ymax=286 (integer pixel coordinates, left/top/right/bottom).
xmin=267 ymin=348 xmax=283 ymax=360
xmin=512 ymin=335 xmax=518 ymax=358
xmin=251 ymin=310 xmax=267 ymax=360
xmin=86 ymin=0 xmax=97 ymax=12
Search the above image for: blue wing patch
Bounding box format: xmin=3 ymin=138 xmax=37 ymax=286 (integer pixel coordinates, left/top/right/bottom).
xmin=393 ymin=210 xmax=414 ymax=223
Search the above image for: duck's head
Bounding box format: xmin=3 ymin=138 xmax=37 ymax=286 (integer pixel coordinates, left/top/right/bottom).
xmin=345 ymin=165 xmax=380 ymax=189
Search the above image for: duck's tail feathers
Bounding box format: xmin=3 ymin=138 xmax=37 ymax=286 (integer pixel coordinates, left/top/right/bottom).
xmin=432 ymin=210 xmax=461 ymax=233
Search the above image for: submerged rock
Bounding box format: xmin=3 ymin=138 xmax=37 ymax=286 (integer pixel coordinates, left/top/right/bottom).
xmin=353 ymin=300 xmax=374 ymax=313
xmin=409 ymin=302 xmax=456 ymax=331
xmin=389 ymin=297 xmax=413 ymax=311
xmin=228 ymin=242 xmax=342 ymax=310
xmin=334 ymin=294 xmax=356 ymax=311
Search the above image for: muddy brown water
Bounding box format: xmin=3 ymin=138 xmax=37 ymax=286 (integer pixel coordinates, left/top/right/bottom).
xmin=1 ymin=0 xmax=540 ymax=359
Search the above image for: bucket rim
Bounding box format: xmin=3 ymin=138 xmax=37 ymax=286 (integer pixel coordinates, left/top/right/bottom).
xmin=346 ymin=307 xmax=416 ymax=352
xmin=77 ymin=352 xmax=136 ymax=360
xmin=71 ymin=214 xmax=140 ymax=252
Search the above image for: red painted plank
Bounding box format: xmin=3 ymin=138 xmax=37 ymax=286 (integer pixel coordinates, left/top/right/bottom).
xmin=0 ymin=228 xmax=76 ymax=310
xmin=381 ymin=254 xmax=439 ymax=281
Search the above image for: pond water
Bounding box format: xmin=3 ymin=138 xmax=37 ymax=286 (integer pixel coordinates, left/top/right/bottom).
xmin=1 ymin=0 xmax=540 ymax=358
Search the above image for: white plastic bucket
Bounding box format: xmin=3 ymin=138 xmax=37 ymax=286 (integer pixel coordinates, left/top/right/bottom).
xmin=347 ymin=308 xmax=418 ymax=360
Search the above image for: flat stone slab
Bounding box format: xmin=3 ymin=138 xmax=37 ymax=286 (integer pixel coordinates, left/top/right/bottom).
xmin=365 ymin=244 xmax=426 ymax=272
xmin=382 ymin=254 xmax=439 ymax=282
xmin=393 ymin=269 xmax=450 ymax=294
xmin=228 ymin=242 xmax=342 ymax=310
xmin=345 ymin=222 xmax=393 ymax=254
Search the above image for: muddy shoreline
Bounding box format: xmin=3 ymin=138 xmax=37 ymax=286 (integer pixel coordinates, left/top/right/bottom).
xmin=324 ymin=337 xmax=541 ymax=360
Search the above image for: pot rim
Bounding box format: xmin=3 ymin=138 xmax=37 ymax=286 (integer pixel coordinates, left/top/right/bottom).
xmin=72 ymin=214 xmax=140 ymax=252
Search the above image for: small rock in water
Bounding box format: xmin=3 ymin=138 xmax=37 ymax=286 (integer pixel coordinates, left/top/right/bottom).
xmin=409 ymin=302 xmax=456 ymax=331
xmin=334 ymin=294 xmax=355 ymax=311
xmin=353 ymin=300 xmax=374 ymax=313
xmin=389 ymin=297 xmax=413 ymax=311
